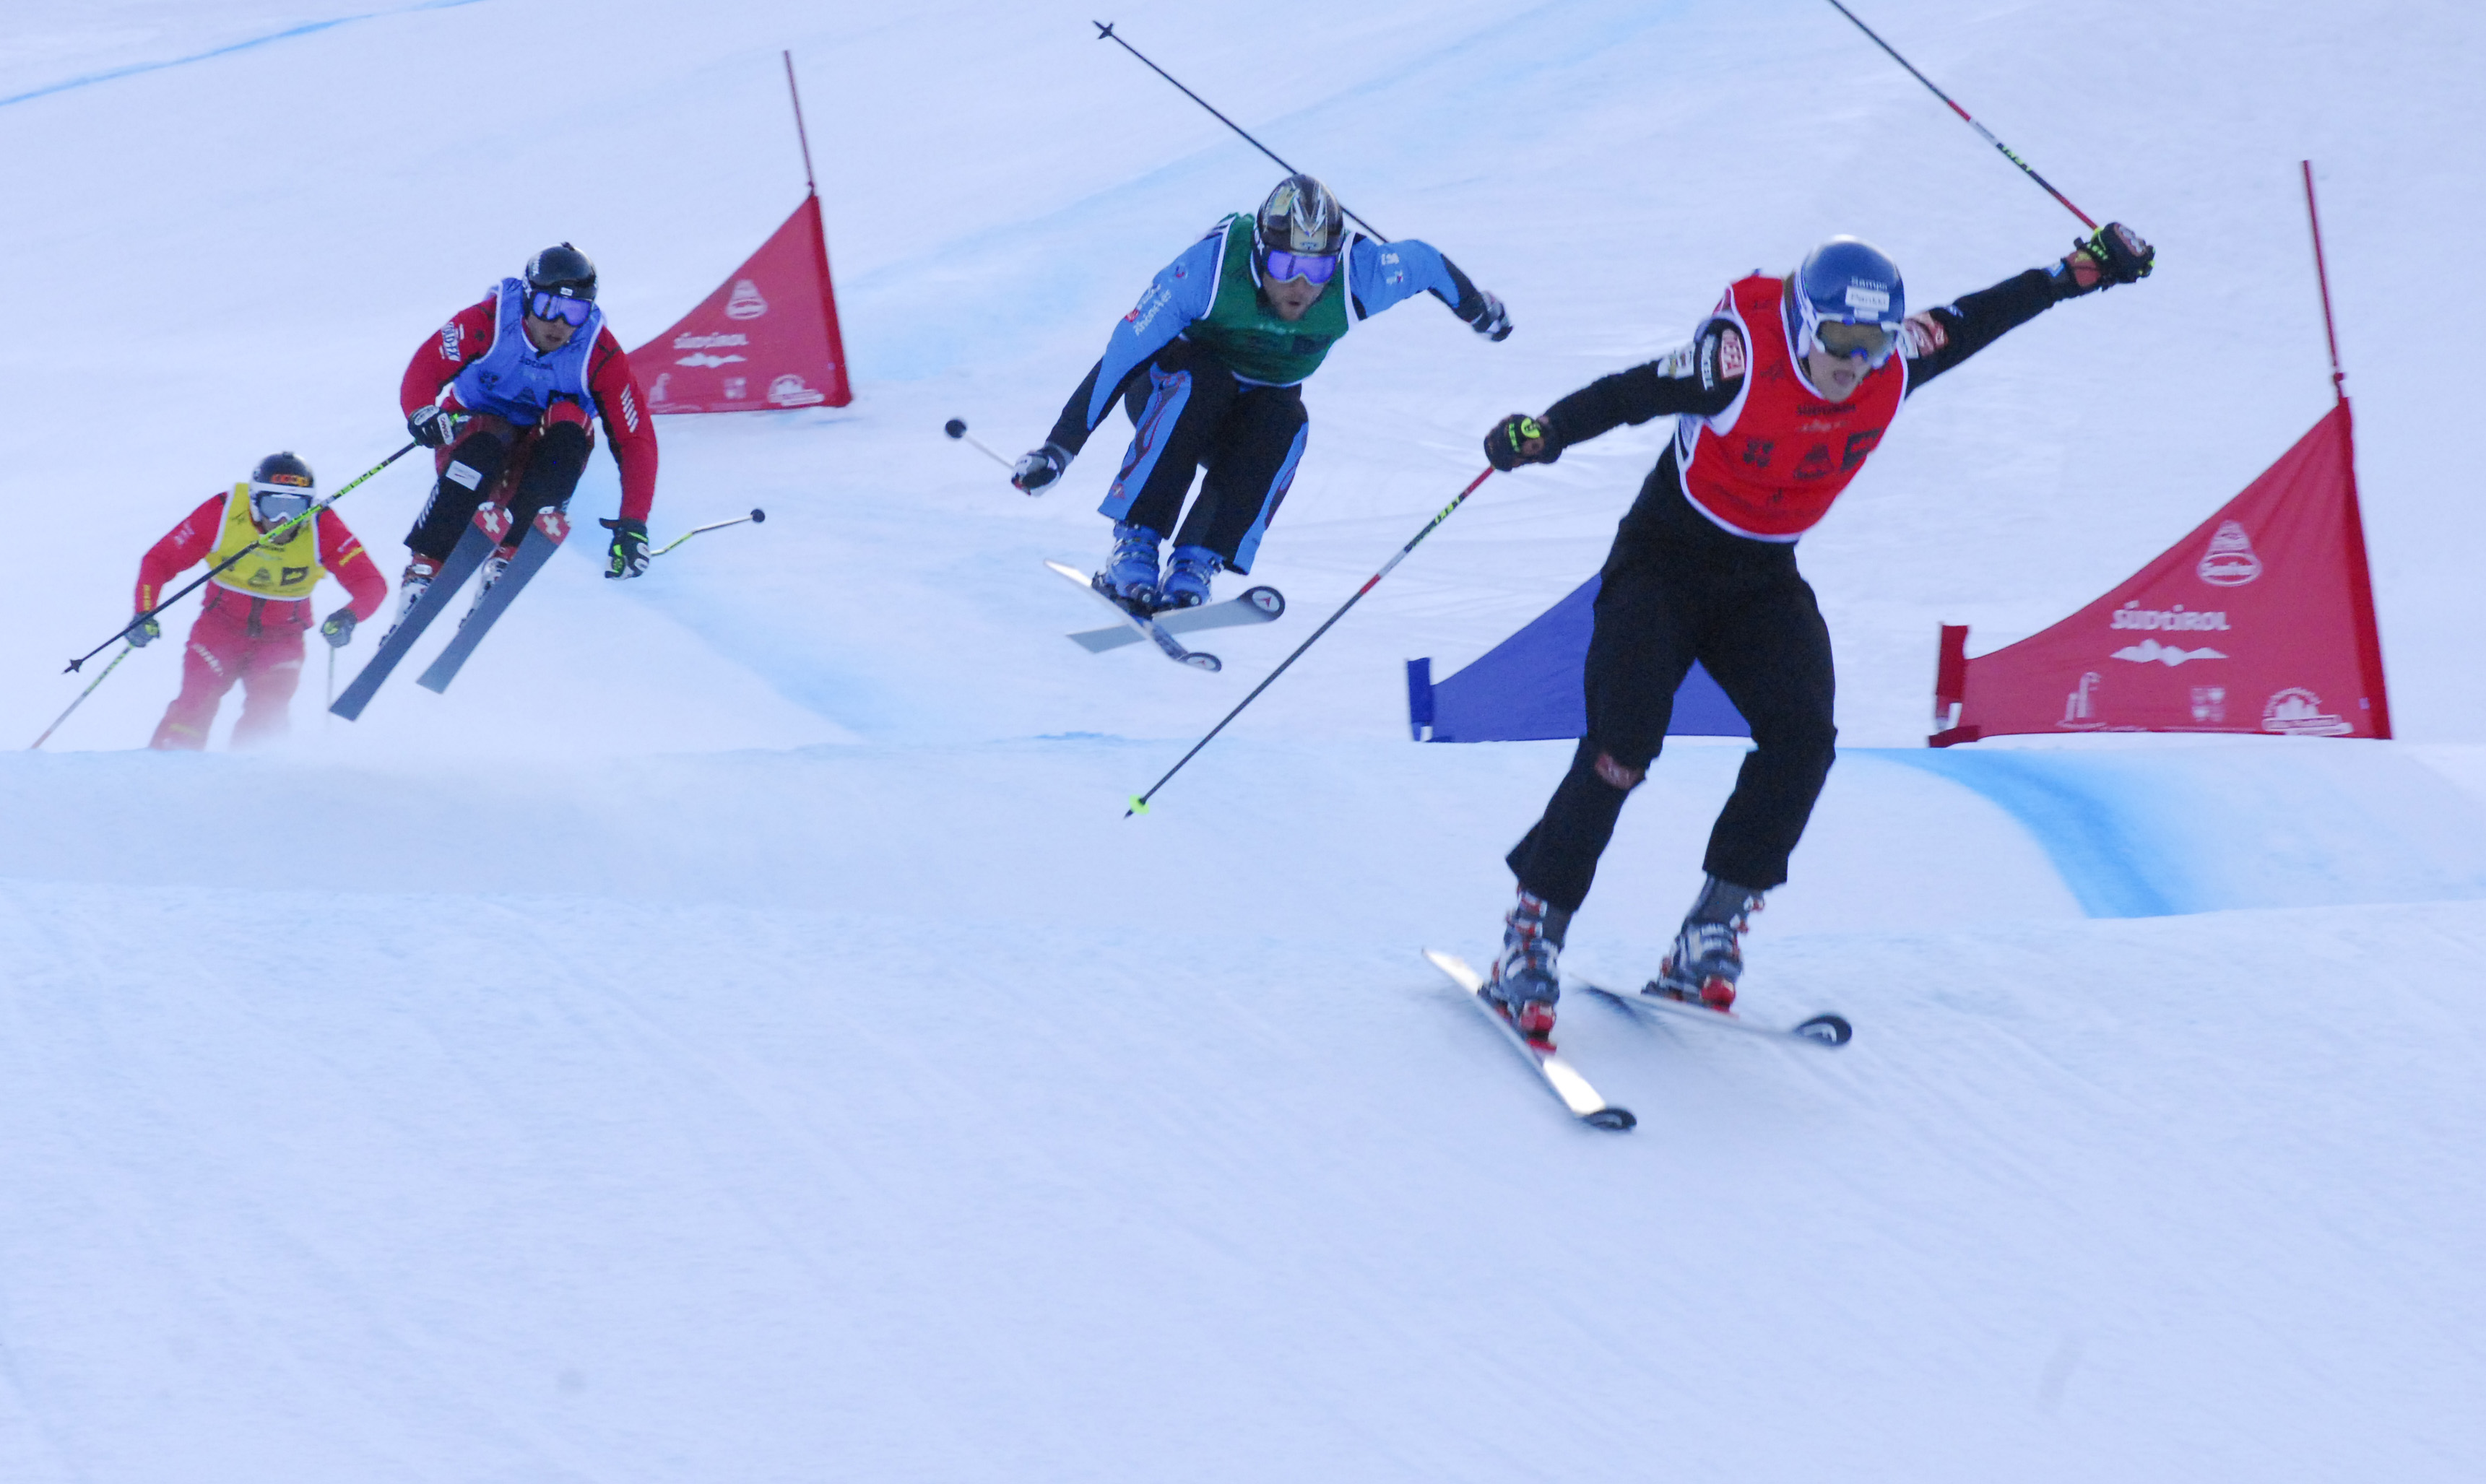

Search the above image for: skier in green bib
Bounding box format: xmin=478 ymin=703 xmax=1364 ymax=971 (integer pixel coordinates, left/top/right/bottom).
xmin=1013 ymin=174 xmax=1512 ymax=610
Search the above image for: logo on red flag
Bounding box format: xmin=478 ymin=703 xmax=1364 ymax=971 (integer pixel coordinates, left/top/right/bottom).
xmin=2196 ymin=520 xmax=2263 ymax=586
xmin=1933 ymin=404 xmax=2388 ymax=744
xmin=634 ymin=194 xmax=851 ymax=413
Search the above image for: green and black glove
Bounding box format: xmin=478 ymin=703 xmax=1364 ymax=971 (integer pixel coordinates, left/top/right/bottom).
xmin=124 ymin=615 xmax=161 ymax=648
xmin=2054 ymin=222 xmax=2155 ymax=297
xmin=319 ymin=607 xmax=357 ymax=648
xmin=1483 ymin=414 xmax=1562 ymax=472
xmin=601 ymin=516 xmax=649 ymax=579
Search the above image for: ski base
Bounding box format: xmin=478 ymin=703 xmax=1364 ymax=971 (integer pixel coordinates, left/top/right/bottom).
xmin=1426 ymin=950 xmax=1634 ymax=1130
xmin=416 ymin=508 xmax=569 ymax=694
xmin=331 ymin=506 xmax=509 ymax=721
xmin=1045 ymin=559 xmax=1220 ymax=672
xmin=1069 ymin=585 xmax=1284 ymax=652
xmin=1582 ymin=977 xmax=1853 ymax=1047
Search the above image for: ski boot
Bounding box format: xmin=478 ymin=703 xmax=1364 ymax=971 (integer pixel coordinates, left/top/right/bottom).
xmin=1654 ymin=875 xmax=1764 ymax=1010
xmin=1484 ymin=888 xmax=1570 ymax=1039
xmin=388 ymin=555 xmax=441 ymax=636
xmin=462 ymin=547 xmax=515 ymax=626
xmin=1101 ymin=522 xmax=1164 ymax=611
xmin=1158 ymin=544 xmax=1221 ymax=609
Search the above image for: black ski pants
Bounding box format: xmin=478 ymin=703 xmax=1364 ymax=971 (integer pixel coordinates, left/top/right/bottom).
xmin=1096 ymin=337 xmax=1307 ymax=575
xmin=1505 ymin=461 xmax=1838 ymax=912
xmin=407 ymin=409 xmax=592 ymax=563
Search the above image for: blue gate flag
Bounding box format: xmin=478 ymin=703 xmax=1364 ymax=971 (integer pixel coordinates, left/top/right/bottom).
xmin=1406 ymin=575 xmax=1746 ymax=742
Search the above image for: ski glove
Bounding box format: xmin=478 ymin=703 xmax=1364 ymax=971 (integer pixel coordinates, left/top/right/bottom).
xmin=2053 ymin=222 xmax=2154 ymax=298
xmin=124 ymin=615 xmax=161 ymax=648
xmin=407 ymin=403 xmax=462 ymax=448
xmin=601 ymin=517 xmax=650 ymax=579
xmin=1012 ymin=442 xmax=1072 ymax=495
xmin=1484 ymin=414 xmax=1561 ymax=472
xmin=1463 ymin=290 xmax=1513 ymax=342
xmin=319 ymin=607 xmax=357 ymax=648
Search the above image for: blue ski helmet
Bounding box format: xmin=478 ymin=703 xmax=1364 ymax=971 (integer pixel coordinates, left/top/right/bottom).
xmin=1791 ymin=236 xmax=1905 ymax=368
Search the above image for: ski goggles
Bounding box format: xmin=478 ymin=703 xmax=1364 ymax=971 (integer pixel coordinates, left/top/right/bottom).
xmin=527 ymin=290 xmax=594 ymax=326
xmin=1809 ymin=311 xmax=1899 ymax=368
xmin=249 ymin=486 xmax=314 ymax=524
xmin=1262 ymin=248 xmax=1339 ymax=285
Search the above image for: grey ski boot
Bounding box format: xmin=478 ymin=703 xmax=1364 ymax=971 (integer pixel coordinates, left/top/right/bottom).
xmin=1655 ymin=874 xmax=1765 ymax=1010
xmin=1484 ymin=888 xmax=1570 ymax=1039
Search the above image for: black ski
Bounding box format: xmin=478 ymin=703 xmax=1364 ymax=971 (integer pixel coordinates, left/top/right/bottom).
xmin=1425 ymin=950 xmax=1634 ymax=1130
xmin=330 ymin=505 xmax=509 ymax=721
xmin=1044 ymin=559 xmax=1220 ymax=672
xmin=416 ymin=508 xmax=570 ymax=694
xmin=1067 ymin=584 xmax=1284 ymax=653
xmin=1581 ymin=977 xmax=1853 ymax=1047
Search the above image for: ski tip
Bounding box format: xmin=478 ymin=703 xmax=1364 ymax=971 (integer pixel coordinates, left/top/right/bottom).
xmin=943 ymin=418 xmax=967 ymax=438
xmin=1585 ymin=1107 xmax=1637 ymax=1132
xmin=1795 ymin=1013 xmax=1854 ymax=1046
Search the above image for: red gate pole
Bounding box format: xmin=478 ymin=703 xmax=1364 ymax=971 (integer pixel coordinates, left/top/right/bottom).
xmin=782 ymin=49 xmax=853 ymax=407
xmin=2302 ymin=160 xmax=2347 ymax=406
xmin=783 ymin=50 xmax=818 ymax=195
xmin=2303 ymin=160 xmax=2389 ymax=737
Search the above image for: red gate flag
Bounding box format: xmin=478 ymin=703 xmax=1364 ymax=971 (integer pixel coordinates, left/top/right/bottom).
xmin=635 ymin=193 xmax=852 ymax=413
xmin=1931 ymin=402 xmax=2389 ymax=745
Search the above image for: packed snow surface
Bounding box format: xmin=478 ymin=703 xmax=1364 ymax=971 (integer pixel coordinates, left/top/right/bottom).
xmin=4 ymin=1 xmax=2483 ymax=1479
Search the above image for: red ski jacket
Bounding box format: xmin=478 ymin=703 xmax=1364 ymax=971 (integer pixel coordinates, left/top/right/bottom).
xmin=137 ymin=495 xmax=389 ymax=625
xmin=400 ymin=298 xmax=659 ymax=522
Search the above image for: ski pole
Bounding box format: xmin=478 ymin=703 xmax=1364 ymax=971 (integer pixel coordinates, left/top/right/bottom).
xmin=29 ymin=645 xmax=134 ymax=750
xmin=1819 ymin=0 xmax=2098 ymax=230
xmin=1091 ymin=20 xmax=1391 ymax=242
xmin=64 ymin=439 xmax=419 ymax=673
xmin=943 ymin=418 xmax=1015 ymax=471
xmin=1125 ymin=467 xmax=1493 ymax=817
xmin=651 ymin=508 xmax=766 ymax=558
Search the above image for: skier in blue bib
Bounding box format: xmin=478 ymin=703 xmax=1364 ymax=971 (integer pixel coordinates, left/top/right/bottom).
xmin=1012 ymin=174 xmax=1512 ymax=610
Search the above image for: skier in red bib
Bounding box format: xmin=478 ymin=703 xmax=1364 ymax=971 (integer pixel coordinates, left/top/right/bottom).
xmin=128 ymin=451 xmax=389 ymax=749
xmin=1476 ymin=225 xmax=2156 ymax=1038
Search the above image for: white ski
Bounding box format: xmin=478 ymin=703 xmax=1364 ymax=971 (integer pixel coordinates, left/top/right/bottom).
xmin=1425 ymin=950 xmax=1634 ymax=1131
xmin=1580 ymin=977 xmax=1853 ymax=1048
xmin=1045 ymin=559 xmax=1221 ymax=672
xmin=1067 ymin=583 xmax=1284 ymax=653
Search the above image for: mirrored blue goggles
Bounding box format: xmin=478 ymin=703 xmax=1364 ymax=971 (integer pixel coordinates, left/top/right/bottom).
xmin=250 ymin=487 xmax=313 ymax=524
xmin=1263 ymin=249 xmax=1339 ymax=285
xmin=528 ymin=290 xmax=594 ymax=326
xmin=1811 ymin=318 xmax=1898 ymax=368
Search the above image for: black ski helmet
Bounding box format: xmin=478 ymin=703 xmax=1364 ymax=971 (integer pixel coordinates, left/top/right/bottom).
xmin=247 ymin=451 xmax=316 ymax=533
xmin=1253 ymin=174 xmax=1345 ymax=264
xmin=524 ymin=242 xmax=598 ymax=303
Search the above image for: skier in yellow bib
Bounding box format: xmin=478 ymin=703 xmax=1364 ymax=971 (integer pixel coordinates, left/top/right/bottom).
xmin=129 ymin=452 xmax=389 ymax=749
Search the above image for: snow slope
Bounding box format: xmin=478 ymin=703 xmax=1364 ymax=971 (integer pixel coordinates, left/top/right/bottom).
xmin=4 ymin=1 xmax=2485 ymax=1479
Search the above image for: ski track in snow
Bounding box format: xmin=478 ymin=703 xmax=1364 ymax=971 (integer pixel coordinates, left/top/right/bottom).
xmin=4 ymin=0 xmax=2485 ymax=1478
